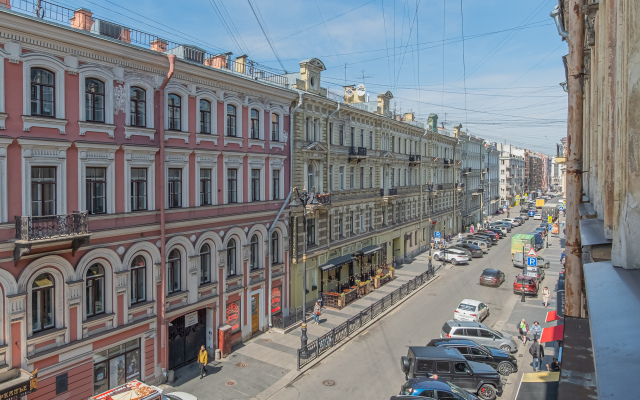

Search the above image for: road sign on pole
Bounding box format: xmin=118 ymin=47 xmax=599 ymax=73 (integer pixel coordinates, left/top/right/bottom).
xmin=548 ymin=216 xmax=553 ymax=223
xmin=434 ymin=231 xmax=441 ymax=238
xmin=527 ymin=257 xmax=538 ymax=267
xmin=558 ymin=206 xmax=564 ymax=211
xmin=527 ymin=248 xmax=538 ymax=258
xmin=503 ymin=205 xmax=508 ymax=210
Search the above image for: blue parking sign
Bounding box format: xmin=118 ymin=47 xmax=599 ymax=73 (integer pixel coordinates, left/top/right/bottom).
xmin=503 ymin=205 xmax=507 ymax=210
xmin=528 ymin=210 xmax=535 ymax=217
xmin=527 ymin=257 xmax=538 ymax=267
xmin=434 ymin=231 xmax=441 ymax=238
xmin=559 ymin=206 xmax=564 ymax=211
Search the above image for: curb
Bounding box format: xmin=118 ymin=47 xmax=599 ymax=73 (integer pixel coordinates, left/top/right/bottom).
xmin=256 ymin=273 xmax=441 ymax=400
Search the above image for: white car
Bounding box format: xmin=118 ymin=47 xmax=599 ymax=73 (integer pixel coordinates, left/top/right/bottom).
xmin=433 ymin=249 xmax=470 ymax=265
xmin=454 ymin=299 xmax=490 ymax=322
xmin=501 ymin=218 xmax=520 ymax=226
xmin=533 ymin=214 xmax=542 ymax=220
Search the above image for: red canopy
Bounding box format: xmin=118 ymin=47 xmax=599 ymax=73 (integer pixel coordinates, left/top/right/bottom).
xmin=546 ymin=310 xmax=561 ymax=322
xmin=540 ymin=324 xmax=564 ymax=343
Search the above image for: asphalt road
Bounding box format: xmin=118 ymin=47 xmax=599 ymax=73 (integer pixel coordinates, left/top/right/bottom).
xmin=271 ymin=214 xmax=548 ymax=400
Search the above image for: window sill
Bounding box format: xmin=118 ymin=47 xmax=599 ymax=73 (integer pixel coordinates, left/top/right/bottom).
xmin=22 ymin=115 xmax=68 ymax=134
xmin=226 ymin=274 xmax=243 ymax=285
xmin=269 ymin=141 xmax=285 ymax=150
xmin=0 ymin=113 xmax=7 ymax=129
xmin=124 ymin=125 xmax=156 ymax=140
xmin=165 ymin=130 xmax=190 ymax=143
xmin=83 ymin=312 xmax=115 ymax=328
xmin=78 ymin=121 xmax=116 ymax=137
xmin=167 ymin=290 xmax=188 ymax=300
xmin=27 ymin=327 xmax=67 ymax=356
xmin=224 ymin=136 xmax=244 ymax=148
xmin=129 ymin=300 xmax=155 ymax=313
xmin=196 ymin=133 xmax=219 ymax=145
xmin=28 ymin=327 xmax=66 ymax=342
xmin=248 ymin=138 xmax=265 ymax=149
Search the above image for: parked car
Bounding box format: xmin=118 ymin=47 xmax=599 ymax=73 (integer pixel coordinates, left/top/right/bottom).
xmin=485 ymin=228 xmax=505 ymax=238
xmin=433 ymin=249 xmax=470 ymax=265
xmin=524 ymin=265 xmax=545 ymax=282
xmin=455 ymin=243 xmax=484 ymax=258
xmin=529 ymin=232 xmax=544 ymax=251
xmin=478 ymin=230 xmax=500 ymax=240
xmin=519 ymin=212 xmax=529 ymax=220
xmin=491 ymin=222 xmax=512 ymax=232
xmin=441 ymin=320 xmax=519 ymax=354
xmin=512 ymin=252 xmax=550 ymax=269
xmin=448 ymin=246 xmax=473 ymax=258
xmin=533 ymin=213 xmax=542 ymax=220
xmin=479 ymin=269 xmax=505 ymax=288
xmin=426 ymin=339 xmax=518 ymax=376
xmin=513 ymin=217 xmax=524 ymax=225
xmin=399 ymin=378 xmax=477 ymax=399
xmin=513 ymin=274 xmax=538 ymax=296
xmin=466 ymin=235 xmax=494 ymax=246
xmin=500 ymin=218 xmax=520 ymax=227
xmin=391 ymin=395 xmax=440 ymax=400
xmin=400 ymin=347 xmax=501 ymax=400
xmin=488 ymin=224 xmax=508 ymax=234
xmin=458 ymin=239 xmax=489 ymax=253
xmin=472 ymin=233 xmax=498 ymax=244
xmin=454 ymin=299 xmax=489 ymax=323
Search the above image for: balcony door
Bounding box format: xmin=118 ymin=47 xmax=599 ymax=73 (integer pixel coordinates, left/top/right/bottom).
xmin=31 ymin=166 xmax=56 ymax=216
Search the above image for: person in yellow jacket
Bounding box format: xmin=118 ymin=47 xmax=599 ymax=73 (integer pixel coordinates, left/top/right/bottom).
xmin=198 ymin=345 xmax=208 ymax=379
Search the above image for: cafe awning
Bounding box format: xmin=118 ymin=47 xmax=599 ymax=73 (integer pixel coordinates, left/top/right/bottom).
xmin=545 ymin=310 xmax=561 ymax=323
xmin=357 ymin=245 xmax=381 ymax=256
xmin=320 ymin=254 xmax=354 ymax=272
xmin=540 ymin=324 xmax=564 ymax=343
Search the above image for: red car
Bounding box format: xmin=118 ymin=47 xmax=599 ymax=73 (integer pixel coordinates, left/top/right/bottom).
xmin=513 ymin=274 xmax=538 ymax=296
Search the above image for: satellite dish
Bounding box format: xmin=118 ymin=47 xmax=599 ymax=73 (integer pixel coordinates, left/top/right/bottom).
xmin=345 ymin=88 xmax=354 ymax=97
xmin=356 ymin=84 xmax=366 ymax=96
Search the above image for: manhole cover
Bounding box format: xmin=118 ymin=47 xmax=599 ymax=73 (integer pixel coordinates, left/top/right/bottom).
xmin=226 ymin=380 xmax=236 ymax=386
xmin=322 ymin=380 xmax=336 ymax=387
xmin=236 ymin=362 xmax=247 ymax=368
xmin=262 ymin=339 xmax=272 ymax=343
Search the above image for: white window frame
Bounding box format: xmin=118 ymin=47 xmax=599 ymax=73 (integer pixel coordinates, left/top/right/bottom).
xmin=0 ymin=51 xmax=6 ymax=128
xmin=223 ymin=95 xmax=244 ymax=147
xmin=18 ymin=139 xmax=71 ymax=216
xmin=164 ymin=150 xmax=190 ymax=209
xmin=22 ymin=54 xmax=67 ymax=133
xmin=123 ymin=146 xmax=157 ymax=213
xmin=269 ymin=156 xmax=286 ymax=201
xmin=78 ymin=65 xmax=116 ymax=137
xmin=76 ymin=143 xmax=118 ymax=215
xmin=248 ymin=103 xmax=265 ymax=140
xmin=164 ymin=83 xmax=190 ymax=142
xmin=196 ymin=90 xmax=220 ymax=142
xmin=247 ymin=156 xmax=266 ymax=203
xmin=223 ymin=154 xmax=244 ymax=204
xmin=339 ymin=167 xmax=345 ymax=190
xmin=26 ymin=267 xmax=66 ymax=337
xmin=195 ymin=151 xmax=220 ymax=206
xmin=0 ymin=138 xmax=9 ymax=222
xmin=124 ymin=78 xmax=156 ymax=140
xmin=166 ymin=246 xmax=188 ymax=294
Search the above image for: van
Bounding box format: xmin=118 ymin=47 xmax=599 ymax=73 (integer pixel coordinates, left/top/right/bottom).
xmin=530 ymin=233 xmax=544 ymax=250
xmin=512 ymin=252 xmax=550 ymax=268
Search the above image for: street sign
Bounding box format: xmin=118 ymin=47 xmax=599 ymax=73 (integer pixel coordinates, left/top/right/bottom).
xmin=516 ymin=195 xmax=520 ymax=199
xmin=434 ymin=231 xmax=441 ymax=238
xmin=527 ymin=257 xmax=538 ymax=267
xmin=528 ymin=210 xmax=535 ymax=217
xmin=503 ymin=205 xmax=508 ymax=210
xmin=527 ymin=248 xmax=538 ymax=257
xmin=558 ymin=206 xmax=564 ymax=211
xmin=548 ymin=216 xmax=553 ymax=223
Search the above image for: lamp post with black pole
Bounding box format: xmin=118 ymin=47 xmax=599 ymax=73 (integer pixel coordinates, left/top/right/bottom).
xmin=426 ymin=182 xmax=434 ymax=276
xmin=521 ymin=243 xmax=526 ymax=303
xmin=294 ymin=187 xmax=314 ymax=352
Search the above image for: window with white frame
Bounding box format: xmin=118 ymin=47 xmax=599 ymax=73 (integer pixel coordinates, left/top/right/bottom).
xmin=168 ymin=168 xmax=182 ymax=208
xmin=200 ymin=99 xmax=212 ymax=134
xmin=250 ymin=109 xmax=260 ymax=139
xmin=227 ymin=104 xmax=237 ymax=137
xmin=168 ymin=94 xmax=181 ymax=131
xmin=85 ymin=78 xmax=105 ymax=123
xmin=227 ymin=238 xmax=237 ymax=276
xmin=271 ymin=231 xmax=279 ymax=264
xmin=200 ymin=168 xmax=213 ymax=205
xmin=200 ymin=244 xmax=211 ymax=284
xmin=271 ymin=113 xmax=280 ymax=141
xmin=86 ymin=167 xmax=107 ymax=214
xmin=339 ymin=167 xmax=345 ymax=190
xmin=272 ymin=170 xmax=280 ymax=200
xmin=350 ymin=167 xmax=354 ymax=189
xmin=130 ymin=87 xmax=147 ymax=127
xmin=85 ymin=263 xmax=105 ymax=318
xmin=31 ymin=272 xmax=55 ymax=333
xmin=130 ymin=168 xmax=147 ymax=211
xmin=251 ymin=169 xmax=261 ymax=201
xmin=30 ymin=68 xmax=55 ymax=117
xmin=250 ymin=234 xmax=260 ymax=269
xmin=228 ymin=168 xmax=238 ymax=203
xmin=167 ymin=249 xmax=181 ymax=293
xmin=78 ymin=145 xmax=116 ymax=215
xmin=130 ymin=255 xmax=146 ymax=305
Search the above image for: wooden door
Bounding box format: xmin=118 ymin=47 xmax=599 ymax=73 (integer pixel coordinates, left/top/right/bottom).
xmin=251 ymin=294 xmax=260 ymax=333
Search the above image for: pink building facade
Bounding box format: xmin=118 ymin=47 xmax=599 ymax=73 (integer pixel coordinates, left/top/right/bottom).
xmin=0 ymin=6 xmax=295 ymax=399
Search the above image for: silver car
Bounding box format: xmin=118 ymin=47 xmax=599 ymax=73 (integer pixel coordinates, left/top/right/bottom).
xmin=440 ymin=320 xmax=518 ymax=354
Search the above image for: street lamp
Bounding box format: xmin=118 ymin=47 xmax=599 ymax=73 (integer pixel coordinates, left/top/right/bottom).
xmin=294 ymin=187 xmax=315 ymax=351
xmin=520 ymin=243 xmax=526 ymax=303
xmin=426 ymin=182 xmax=435 ymax=275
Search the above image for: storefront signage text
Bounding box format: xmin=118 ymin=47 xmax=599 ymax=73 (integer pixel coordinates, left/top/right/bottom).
xmin=0 ymin=371 xmax=37 ymax=400
xmin=271 ymin=286 xmax=281 ymax=314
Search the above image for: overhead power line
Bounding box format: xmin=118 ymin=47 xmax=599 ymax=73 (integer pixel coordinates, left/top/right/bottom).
xmin=247 ymin=0 xmax=287 ymax=72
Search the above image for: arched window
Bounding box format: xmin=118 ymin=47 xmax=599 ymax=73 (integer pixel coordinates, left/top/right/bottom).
xmin=30 ymin=68 xmax=55 ymax=117
xmin=271 ymin=231 xmax=279 ymax=265
xmin=168 ymin=94 xmax=181 ymax=131
xmin=227 ymin=239 xmax=237 ymax=276
xmin=307 ymin=165 xmax=314 ymax=192
xmin=226 ymin=104 xmax=237 ymax=137
xmin=130 ymin=87 xmax=146 ymax=127
xmin=200 ymin=244 xmax=211 ymax=284
xmin=131 ymin=255 xmax=146 ymax=304
xmin=32 ymin=273 xmax=55 ymax=333
xmin=168 ymin=249 xmax=181 ymax=293
xmin=86 ymin=264 xmax=105 ymax=317
xmin=250 ymin=234 xmax=259 ymax=270
xmin=85 ymin=78 xmax=105 ymax=122
xmin=200 ymin=100 xmax=211 ymax=134
xmin=271 ymin=114 xmax=280 ymax=141
xmin=250 ymin=109 xmax=260 ymax=139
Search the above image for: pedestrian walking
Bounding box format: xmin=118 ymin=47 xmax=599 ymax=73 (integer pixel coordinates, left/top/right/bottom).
xmin=198 ymin=345 xmax=208 ymax=379
xmin=313 ymin=301 xmax=321 ymax=325
xmin=518 ymin=319 xmax=529 ymax=343
xmin=470 ymin=225 xmax=475 ymax=234
xmin=542 ymin=287 xmax=551 ymax=307
xmin=528 ymin=338 xmax=545 ymax=371
xmin=531 ymin=321 xmax=542 ymax=341
xmin=560 ymin=251 xmax=566 ymax=267
xmin=458 ymin=232 xmax=463 ymax=240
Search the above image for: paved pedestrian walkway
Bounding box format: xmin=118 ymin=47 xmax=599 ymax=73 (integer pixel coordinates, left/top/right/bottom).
xmin=160 ymin=252 xmax=437 ymax=399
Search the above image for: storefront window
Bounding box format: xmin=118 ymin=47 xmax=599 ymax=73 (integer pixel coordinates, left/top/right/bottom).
xmin=271 ymin=286 xmax=282 ymax=314
xmin=226 ymin=300 xmax=241 ymax=334
xmin=93 ymin=339 xmax=140 ymax=395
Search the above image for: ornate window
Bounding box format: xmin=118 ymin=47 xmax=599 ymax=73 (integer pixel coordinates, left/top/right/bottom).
xmin=250 ymin=234 xmax=259 ymax=270
xmin=130 ymin=255 xmax=146 ymax=304
xmin=167 ymin=249 xmax=181 ymax=293
xmin=168 ymin=94 xmax=181 ymax=131
xmin=200 ymin=168 xmax=212 ymax=206
xmin=31 ymin=166 xmax=56 ymax=216
xmin=271 ymin=231 xmax=279 ymax=265
xmin=227 ymin=239 xmax=237 ymax=276
xmin=250 ymin=109 xmax=260 ymax=139
xmin=86 ymin=167 xmax=107 ymax=214
xmin=30 ymin=68 xmax=55 ymax=117
xmin=227 ymin=168 xmax=237 ymax=203
xmin=271 ymin=114 xmax=280 ymax=141
xmin=130 ymin=168 xmax=147 ymax=211
xmin=85 ymin=78 xmax=105 ymax=122
xmin=32 ymin=273 xmax=55 ymax=333
xmin=86 ymin=264 xmax=105 ymax=317
xmin=200 ymin=100 xmax=211 ymax=134
xmin=200 ymin=244 xmax=211 ymax=284
xmin=130 ymin=87 xmax=146 ymax=127
xmin=226 ymin=104 xmax=237 ymax=137
xmin=168 ymin=168 xmax=182 ymax=208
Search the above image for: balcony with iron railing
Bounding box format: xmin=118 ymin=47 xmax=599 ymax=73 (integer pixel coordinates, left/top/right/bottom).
xmin=380 ymin=188 xmax=398 ymax=197
xmin=348 ymin=146 xmax=367 ymax=157
xmin=14 ymin=211 xmax=91 ymax=264
xmin=408 ymin=154 xmax=421 ymax=165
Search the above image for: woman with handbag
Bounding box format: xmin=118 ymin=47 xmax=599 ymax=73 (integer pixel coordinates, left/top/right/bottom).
xmin=313 ymin=301 xmax=321 ymax=325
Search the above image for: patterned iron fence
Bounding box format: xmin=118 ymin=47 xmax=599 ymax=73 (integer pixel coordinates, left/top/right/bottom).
xmin=298 ymin=268 xmax=436 ymax=369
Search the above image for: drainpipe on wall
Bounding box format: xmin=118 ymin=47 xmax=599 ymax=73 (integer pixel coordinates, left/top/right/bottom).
xmin=326 ymin=103 xmax=340 ymax=253
xmin=267 ymin=90 xmax=303 ymax=328
xmin=158 ymin=54 xmax=176 ymax=374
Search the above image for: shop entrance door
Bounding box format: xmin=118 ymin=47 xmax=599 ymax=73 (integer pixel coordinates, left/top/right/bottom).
xmin=251 ymin=294 xmax=260 ymax=334
xmin=168 ymin=309 xmax=206 ymax=370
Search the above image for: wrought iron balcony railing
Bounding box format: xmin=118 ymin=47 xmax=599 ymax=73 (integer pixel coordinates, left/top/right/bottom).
xmin=348 ymin=146 xmax=367 ymax=156
xmin=380 ymin=188 xmax=398 ymax=196
xmin=409 ymin=154 xmax=421 ymax=163
xmin=316 ymin=193 xmax=332 ymax=205
xmin=15 ymin=211 xmax=89 ymax=241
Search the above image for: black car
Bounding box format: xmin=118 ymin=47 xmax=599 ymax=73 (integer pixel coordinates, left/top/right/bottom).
xmin=472 ymin=233 xmax=498 ymax=244
xmin=401 ymin=346 xmax=502 ymax=400
xmin=479 ymin=269 xmax=505 ymax=288
xmin=426 ymin=339 xmax=518 ymax=376
xmin=455 ymin=243 xmax=484 ymax=258
xmin=485 ymin=228 xmax=505 ymax=238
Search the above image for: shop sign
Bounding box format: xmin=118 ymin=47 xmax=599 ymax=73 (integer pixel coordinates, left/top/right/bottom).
xmin=271 ymin=286 xmax=282 ymax=314
xmin=184 ymin=311 xmax=198 ymax=328
xmin=0 ymin=370 xmax=38 ymax=400
xmin=226 ymin=301 xmax=241 ymax=333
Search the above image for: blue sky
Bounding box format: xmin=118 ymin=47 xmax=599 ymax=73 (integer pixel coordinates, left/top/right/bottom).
xmin=55 ymin=0 xmax=567 ymax=155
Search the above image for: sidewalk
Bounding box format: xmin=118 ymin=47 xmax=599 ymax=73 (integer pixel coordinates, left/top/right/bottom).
xmin=159 ymin=253 xmax=437 ymax=400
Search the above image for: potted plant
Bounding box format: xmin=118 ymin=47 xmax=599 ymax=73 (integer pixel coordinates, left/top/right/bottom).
xmin=374 ymin=275 xmax=381 ymax=289
xmin=389 ymin=266 xmax=395 ymax=279
xmin=364 ymin=280 xmax=372 ymax=294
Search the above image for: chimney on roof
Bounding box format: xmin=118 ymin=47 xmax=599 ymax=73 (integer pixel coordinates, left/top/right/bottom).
xmin=205 ymin=53 xmax=232 ymax=69
xmin=402 ymin=112 xmax=415 ymax=122
xmin=234 ymin=54 xmax=248 ymax=74
xmin=150 ymin=38 xmax=167 ymax=52
xmin=70 ymin=8 xmax=94 ymax=31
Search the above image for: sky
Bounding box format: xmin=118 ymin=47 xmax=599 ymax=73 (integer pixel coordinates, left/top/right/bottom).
xmin=51 ymin=0 xmax=567 ymax=155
